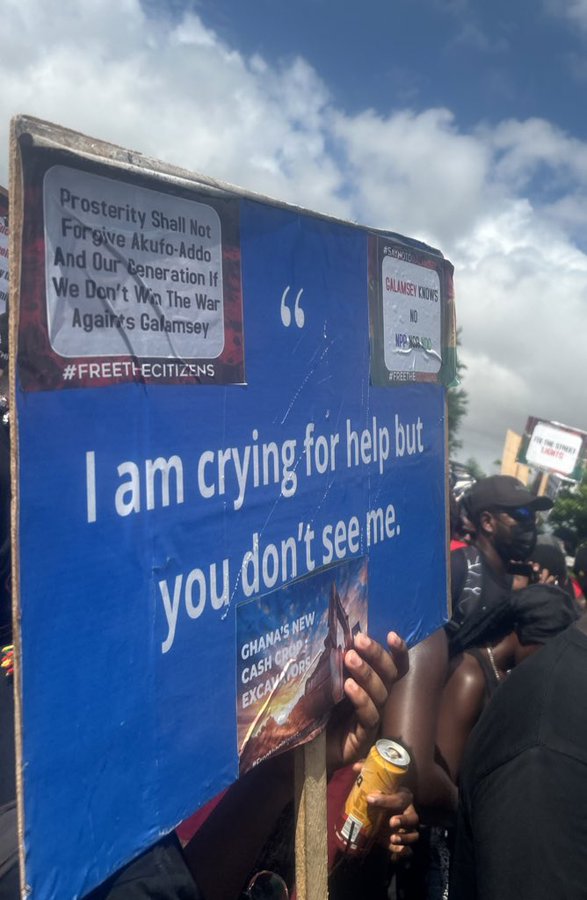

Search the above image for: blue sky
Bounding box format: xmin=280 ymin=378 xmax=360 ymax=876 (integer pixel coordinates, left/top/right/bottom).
xmin=2 ymin=0 xmax=587 ymax=470
xmin=193 ymin=0 xmax=583 ymax=138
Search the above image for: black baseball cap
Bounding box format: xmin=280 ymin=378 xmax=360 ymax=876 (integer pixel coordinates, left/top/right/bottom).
xmin=463 ymin=475 xmax=553 ymax=520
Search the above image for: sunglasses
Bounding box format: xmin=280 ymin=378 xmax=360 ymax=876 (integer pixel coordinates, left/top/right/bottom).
xmin=502 ymin=506 xmax=536 ymax=523
xmin=244 ymin=870 xmax=289 ymax=900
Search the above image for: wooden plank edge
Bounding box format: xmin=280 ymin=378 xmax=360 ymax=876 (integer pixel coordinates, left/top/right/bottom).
xmin=11 ymin=115 xmax=445 ymax=256
xmin=294 ymin=730 xmax=328 ymax=900
xmin=9 ymin=118 xmax=27 ymax=898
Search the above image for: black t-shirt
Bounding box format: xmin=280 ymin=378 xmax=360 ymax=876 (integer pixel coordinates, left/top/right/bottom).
xmin=450 ymin=623 xmax=587 ymax=900
xmin=85 ymin=833 xmax=202 ymax=899
xmin=445 ymin=547 xmax=514 ymax=655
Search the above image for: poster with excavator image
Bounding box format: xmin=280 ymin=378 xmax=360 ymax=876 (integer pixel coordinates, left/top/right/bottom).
xmin=237 ymin=557 xmax=368 ymax=773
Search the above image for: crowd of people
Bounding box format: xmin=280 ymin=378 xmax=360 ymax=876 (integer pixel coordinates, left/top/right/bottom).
xmin=2 ymin=394 xmax=587 ymax=900
xmin=327 ymin=474 xmax=584 ymax=900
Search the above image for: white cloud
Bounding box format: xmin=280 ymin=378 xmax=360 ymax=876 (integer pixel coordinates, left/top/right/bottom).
xmin=488 ymin=117 xmax=587 ymax=190
xmin=449 ymin=21 xmax=509 ymax=54
xmin=331 ymin=107 xmax=494 ymax=244
xmin=545 ymin=0 xmax=587 ymax=31
xmin=453 ymin=201 xmax=587 ymax=468
xmin=2 ymin=0 xmax=587 ymax=472
xmin=0 ymin=0 xmax=347 ymax=216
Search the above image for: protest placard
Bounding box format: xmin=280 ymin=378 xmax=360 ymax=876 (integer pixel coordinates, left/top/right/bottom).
xmin=517 ymin=415 xmax=587 ymax=481
xmin=10 ymin=116 xmax=455 ymax=898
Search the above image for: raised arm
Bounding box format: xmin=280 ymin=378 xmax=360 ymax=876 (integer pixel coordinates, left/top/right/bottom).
xmin=381 ymin=628 xmax=458 ymax=819
xmin=435 ymin=654 xmax=487 ymax=783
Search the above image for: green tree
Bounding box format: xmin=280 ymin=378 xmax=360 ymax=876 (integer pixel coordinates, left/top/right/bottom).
xmin=464 ymin=457 xmax=486 ymax=481
xmin=447 ymin=330 xmax=468 ymax=457
xmin=550 ymin=474 xmax=587 ymax=546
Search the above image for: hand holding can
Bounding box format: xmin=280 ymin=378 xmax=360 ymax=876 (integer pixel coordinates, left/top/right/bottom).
xmin=334 ymin=739 xmax=411 ymax=855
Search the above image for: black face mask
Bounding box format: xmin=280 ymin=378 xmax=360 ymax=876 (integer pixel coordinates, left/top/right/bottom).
xmin=494 ymin=520 xmax=537 ymax=563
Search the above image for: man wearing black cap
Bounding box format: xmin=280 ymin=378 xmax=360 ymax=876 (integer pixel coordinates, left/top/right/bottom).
xmin=446 ymin=475 xmax=553 ymax=655
xmin=379 ymin=478 xmax=553 ymax=828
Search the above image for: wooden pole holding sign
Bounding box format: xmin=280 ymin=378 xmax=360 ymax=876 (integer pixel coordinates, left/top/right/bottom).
xmin=8 ymin=121 xmax=26 ymax=899
xmin=295 ymin=732 xmax=329 ymax=900
xmin=0 ymin=182 xmax=8 ymax=317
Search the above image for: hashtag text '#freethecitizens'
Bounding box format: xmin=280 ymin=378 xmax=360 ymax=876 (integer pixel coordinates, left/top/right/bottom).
xmin=61 ymin=361 xmax=213 ymax=379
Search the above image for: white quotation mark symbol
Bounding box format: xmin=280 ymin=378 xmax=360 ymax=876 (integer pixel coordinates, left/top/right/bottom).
xmin=280 ymin=286 xmax=305 ymax=328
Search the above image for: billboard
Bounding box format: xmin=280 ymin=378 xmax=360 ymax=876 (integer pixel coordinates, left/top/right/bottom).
xmin=11 ymin=116 xmax=455 ymax=898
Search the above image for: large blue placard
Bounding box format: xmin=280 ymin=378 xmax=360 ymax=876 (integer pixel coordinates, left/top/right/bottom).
xmin=13 ymin=119 xmax=452 ymax=898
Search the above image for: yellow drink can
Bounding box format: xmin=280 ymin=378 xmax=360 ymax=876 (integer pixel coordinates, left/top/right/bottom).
xmin=334 ymin=739 xmax=411 ymax=855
